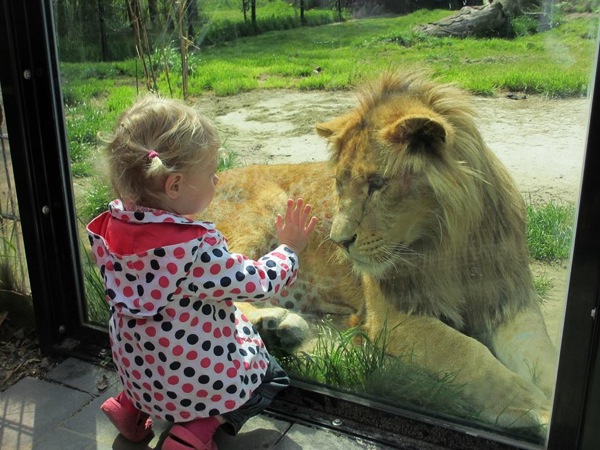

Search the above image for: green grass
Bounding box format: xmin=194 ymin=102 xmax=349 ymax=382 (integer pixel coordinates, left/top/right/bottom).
xmin=0 ymin=231 xmax=26 ymax=295
xmin=57 ymin=0 xmax=343 ymax=62
xmin=60 ymin=12 xmax=599 ymax=99
xmin=277 ymin=319 xmax=477 ymax=419
xmin=527 ymin=202 xmax=576 ymax=262
xmin=278 ymin=318 xmax=545 ymax=438
xmin=77 ymin=182 xmax=112 ymax=224
xmin=184 ymin=12 xmax=598 ymax=96
xmin=533 ymin=271 xmax=553 ymax=299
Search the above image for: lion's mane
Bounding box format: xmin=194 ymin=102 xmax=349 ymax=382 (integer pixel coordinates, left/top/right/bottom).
xmin=316 ymin=71 xmax=536 ymax=346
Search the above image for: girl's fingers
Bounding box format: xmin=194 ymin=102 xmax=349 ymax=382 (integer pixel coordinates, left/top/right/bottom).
xmin=283 ymin=199 xmax=317 ymax=232
xmin=301 ymin=203 xmax=312 ymax=221
xmin=285 ymin=199 xmax=294 ymax=223
xmin=305 ymin=216 xmax=318 ymax=235
xmin=292 ymin=198 xmax=304 ymax=223
xmin=300 ymin=205 xmax=314 ymax=231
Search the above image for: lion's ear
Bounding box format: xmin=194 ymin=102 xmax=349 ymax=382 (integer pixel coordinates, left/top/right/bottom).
xmin=316 ymin=115 xmax=347 ymax=138
xmin=316 ymin=111 xmax=361 ymax=138
xmin=383 ymin=115 xmax=448 ymax=155
xmin=316 ymin=119 xmax=337 ymax=138
xmin=317 ymin=112 xmax=363 ymax=162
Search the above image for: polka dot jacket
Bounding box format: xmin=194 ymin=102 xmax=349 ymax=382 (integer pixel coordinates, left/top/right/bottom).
xmin=86 ymin=200 xmax=298 ymax=422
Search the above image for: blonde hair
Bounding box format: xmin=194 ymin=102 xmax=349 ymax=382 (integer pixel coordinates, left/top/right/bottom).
xmin=104 ymin=95 xmax=220 ymax=207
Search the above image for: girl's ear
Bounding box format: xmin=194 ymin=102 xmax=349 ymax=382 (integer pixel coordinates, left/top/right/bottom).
xmin=164 ymin=173 xmax=183 ymax=199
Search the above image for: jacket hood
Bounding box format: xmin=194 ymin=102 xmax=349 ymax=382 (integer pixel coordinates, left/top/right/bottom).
xmin=87 ymin=201 xmax=216 ymax=317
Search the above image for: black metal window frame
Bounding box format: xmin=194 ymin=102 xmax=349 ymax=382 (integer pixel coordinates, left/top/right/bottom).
xmin=1 ymin=1 xmax=598 ymax=448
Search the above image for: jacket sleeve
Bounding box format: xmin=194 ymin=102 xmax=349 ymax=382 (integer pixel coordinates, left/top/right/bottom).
xmin=185 ymin=230 xmax=298 ymax=302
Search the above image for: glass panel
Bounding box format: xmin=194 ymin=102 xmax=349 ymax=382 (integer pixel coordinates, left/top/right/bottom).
xmin=55 ymin=0 xmax=599 ymax=445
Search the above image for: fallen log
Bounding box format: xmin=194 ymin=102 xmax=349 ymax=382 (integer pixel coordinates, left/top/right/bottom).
xmin=416 ymin=1 xmax=512 ymax=38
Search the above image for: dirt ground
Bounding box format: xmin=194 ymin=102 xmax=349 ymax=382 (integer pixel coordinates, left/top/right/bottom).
xmin=196 ymin=90 xmax=589 ymax=205
xmin=0 ymin=90 xmax=591 ymax=388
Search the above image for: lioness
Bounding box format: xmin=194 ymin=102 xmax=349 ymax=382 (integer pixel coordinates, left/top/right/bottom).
xmin=204 ymin=71 xmax=556 ymax=431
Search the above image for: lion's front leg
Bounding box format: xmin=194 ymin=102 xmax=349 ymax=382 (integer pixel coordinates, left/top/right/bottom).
xmin=367 ymin=311 xmax=550 ymax=430
xmin=236 ymin=302 xmax=311 ymax=352
xmin=491 ymin=304 xmax=557 ymax=398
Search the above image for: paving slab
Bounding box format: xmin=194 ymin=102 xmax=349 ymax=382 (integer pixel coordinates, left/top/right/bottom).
xmin=45 ymin=357 xmax=119 ymax=395
xmin=280 ymin=423 xmax=394 ymax=450
xmin=214 ymin=414 xmax=292 ymax=449
xmin=0 ymin=377 xmax=92 ymax=449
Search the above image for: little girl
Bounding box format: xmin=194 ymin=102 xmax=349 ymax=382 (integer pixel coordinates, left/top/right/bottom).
xmin=87 ymin=96 xmax=317 ymax=450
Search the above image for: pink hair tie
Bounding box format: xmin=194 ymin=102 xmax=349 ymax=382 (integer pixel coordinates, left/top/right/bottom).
xmin=148 ymin=150 xmax=159 ymax=160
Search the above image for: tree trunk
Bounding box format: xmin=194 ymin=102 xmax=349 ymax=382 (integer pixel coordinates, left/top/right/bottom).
xmin=417 ymin=0 xmax=541 ymax=38
xmin=127 ymin=0 xmax=141 ymax=34
xmin=242 ymin=0 xmax=248 ymax=22
xmin=97 ymin=0 xmax=109 ymax=61
xmin=186 ymin=0 xmax=198 ymax=40
xmin=54 ymin=0 xmax=68 ymax=38
xmin=148 ymin=0 xmax=158 ymax=25
xmin=177 ymin=0 xmax=190 ymax=100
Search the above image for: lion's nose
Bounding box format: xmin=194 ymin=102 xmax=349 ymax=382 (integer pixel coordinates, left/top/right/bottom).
xmin=330 ymin=234 xmax=357 ymax=251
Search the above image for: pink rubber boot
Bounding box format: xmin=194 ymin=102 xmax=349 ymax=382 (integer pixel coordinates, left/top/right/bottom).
xmin=162 ymin=416 xmax=220 ymax=450
xmin=101 ymin=392 xmax=153 ymax=442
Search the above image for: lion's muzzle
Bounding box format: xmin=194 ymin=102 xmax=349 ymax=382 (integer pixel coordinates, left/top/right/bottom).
xmin=330 ymin=232 xmax=357 ymax=251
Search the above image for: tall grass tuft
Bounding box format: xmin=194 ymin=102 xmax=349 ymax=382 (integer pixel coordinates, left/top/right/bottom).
xmin=279 ymin=321 xmax=546 ymax=437
xmin=0 ymin=228 xmax=26 ymax=295
xmin=533 ymin=271 xmax=553 ymax=300
xmin=0 ymin=202 xmax=28 ymax=296
xmin=81 ymin=242 xmax=111 ymax=326
xmin=218 ymin=148 xmax=239 ymax=172
xmin=526 ymin=202 xmax=575 ymax=262
xmin=278 ymin=319 xmax=477 ymax=419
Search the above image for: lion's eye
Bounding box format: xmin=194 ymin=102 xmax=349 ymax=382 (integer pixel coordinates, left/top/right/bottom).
xmin=367 ymin=175 xmax=387 ymax=195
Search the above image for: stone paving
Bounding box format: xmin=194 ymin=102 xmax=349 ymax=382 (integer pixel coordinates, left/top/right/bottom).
xmin=0 ymin=357 xmax=394 ymax=450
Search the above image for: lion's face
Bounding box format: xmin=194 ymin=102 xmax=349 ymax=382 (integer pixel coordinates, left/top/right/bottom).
xmin=316 ymin=74 xmax=466 ymax=277
xmin=330 ymin=171 xmax=439 ymax=276
xmin=319 ymin=118 xmax=444 ymax=276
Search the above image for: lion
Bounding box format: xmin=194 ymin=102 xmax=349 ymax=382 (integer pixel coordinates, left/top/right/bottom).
xmin=203 ymin=71 xmax=557 ymax=432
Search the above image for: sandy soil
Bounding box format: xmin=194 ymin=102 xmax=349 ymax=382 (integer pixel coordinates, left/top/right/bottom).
xmin=194 ymin=90 xmax=592 ymax=346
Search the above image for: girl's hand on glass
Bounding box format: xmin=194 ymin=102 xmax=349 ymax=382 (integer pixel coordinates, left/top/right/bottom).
xmin=275 ymin=198 xmax=318 ymax=254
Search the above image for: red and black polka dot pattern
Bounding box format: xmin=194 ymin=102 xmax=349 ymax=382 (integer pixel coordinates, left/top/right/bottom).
xmin=87 ymin=201 xmax=298 ymax=422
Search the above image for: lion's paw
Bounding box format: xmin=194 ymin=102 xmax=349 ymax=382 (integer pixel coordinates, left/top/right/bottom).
xmin=480 ymin=375 xmax=551 ymax=434
xmin=245 ymin=307 xmax=311 ymax=352
xmin=495 ymin=403 xmax=550 ymax=430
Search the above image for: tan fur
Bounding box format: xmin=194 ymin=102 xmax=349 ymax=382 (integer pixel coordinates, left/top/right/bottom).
xmin=203 ymin=71 xmax=556 ymax=432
